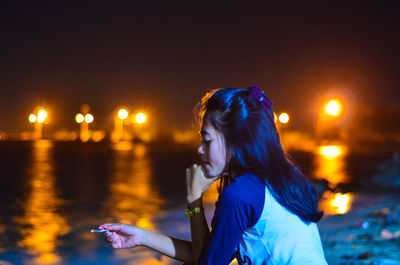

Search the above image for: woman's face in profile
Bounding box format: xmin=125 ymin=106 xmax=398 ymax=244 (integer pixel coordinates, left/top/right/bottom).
xmin=198 ymin=119 xmax=227 ymax=178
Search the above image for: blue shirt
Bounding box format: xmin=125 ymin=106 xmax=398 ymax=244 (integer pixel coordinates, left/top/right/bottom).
xmin=198 ymin=173 xmax=327 ymax=265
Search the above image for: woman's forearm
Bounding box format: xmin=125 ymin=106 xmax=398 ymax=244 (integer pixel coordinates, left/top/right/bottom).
xmin=139 ymin=228 xmax=194 ymax=263
xmin=189 ymin=197 xmax=210 ymax=263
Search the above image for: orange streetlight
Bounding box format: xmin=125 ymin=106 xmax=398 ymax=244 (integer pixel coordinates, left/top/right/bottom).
xmin=29 ymin=114 xmax=37 ymax=123
xmin=75 ymin=114 xmax=84 ymax=124
xmin=29 ymin=108 xmax=48 ymax=139
xmin=315 ymin=98 xmax=345 ymax=141
xmin=85 ymin=114 xmax=94 ymax=124
xmin=278 ymin=112 xmax=290 ymax=124
xmin=37 ymin=109 xmax=48 ymax=123
xmin=118 ymin=109 xmax=129 ymax=120
xmin=135 ymin=112 xmax=147 ymax=124
xmin=132 ymin=112 xmax=148 ymax=141
xmin=75 ymin=104 xmax=94 ymax=142
xmin=324 ymin=99 xmax=342 ymax=117
xmin=112 ymin=108 xmax=129 ymax=142
xmin=275 ymin=112 xmax=290 ymax=144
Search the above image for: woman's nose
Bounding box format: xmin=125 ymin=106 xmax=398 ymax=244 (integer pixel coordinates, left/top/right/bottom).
xmin=198 ymin=144 xmax=205 ymax=155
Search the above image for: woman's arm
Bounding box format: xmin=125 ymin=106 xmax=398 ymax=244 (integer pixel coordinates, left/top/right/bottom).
xmin=141 ymin=228 xmax=194 ymax=263
xmin=188 ymin=197 xmax=210 ymax=262
xmin=186 ymin=165 xmax=219 ymax=263
xmin=101 ymin=223 xmax=194 ymax=263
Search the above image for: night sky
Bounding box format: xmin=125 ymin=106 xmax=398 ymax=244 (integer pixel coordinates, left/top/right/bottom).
xmin=1 ymin=1 xmax=399 ymax=133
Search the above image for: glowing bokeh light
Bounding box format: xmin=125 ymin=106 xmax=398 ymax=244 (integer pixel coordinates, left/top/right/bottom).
xmin=29 ymin=114 xmax=37 ymax=123
xmin=37 ymin=109 xmax=47 ymax=123
xmin=332 ymin=193 xmax=351 ymax=214
xmin=319 ymin=145 xmax=342 ymax=158
xmin=278 ymin=112 xmax=289 ymax=124
xmin=325 ymin=99 xmax=342 ymax=117
xmin=319 ymin=191 xmax=353 ymax=215
xmin=85 ymin=113 xmax=94 ymax=124
xmin=135 ymin=113 xmax=147 ymax=124
xmin=75 ymin=113 xmax=84 ymax=124
xmin=118 ymin=109 xmax=129 ymax=120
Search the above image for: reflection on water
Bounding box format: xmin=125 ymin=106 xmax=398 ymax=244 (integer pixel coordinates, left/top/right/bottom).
xmin=331 ymin=193 xmax=352 ymax=214
xmin=315 ymin=145 xmax=348 ymax=186
xmin=1 ymin=141 xmax=378 ymax=264
xmin=315 ymin=145 xmax=352 ymax=215
xmin=14 ymin=140 xmax=69 ymax=264
xmin=319 ymin=191 xmax=353 ymax=215
xmin=110 ymin=142 xmax=163 ymax=229
xmin=110 ymin=142 xmax=166 ymax=264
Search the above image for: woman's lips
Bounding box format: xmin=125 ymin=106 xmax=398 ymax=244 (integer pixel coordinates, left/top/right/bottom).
xmin=201 ymin=161 xmax=209 ymax=167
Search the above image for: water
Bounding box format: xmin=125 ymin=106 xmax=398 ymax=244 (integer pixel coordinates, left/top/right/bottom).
xmin=0 ymin=140 xmax=394 ymax=264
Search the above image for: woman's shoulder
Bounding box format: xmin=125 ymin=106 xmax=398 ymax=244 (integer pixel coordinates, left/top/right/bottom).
xmin=216 ymin=173 xmax=266 ymax=228
xmin=219 ymin=173 xmax=265 ymax=204
xmin=226 ymin=173 xmax=265 ymax=190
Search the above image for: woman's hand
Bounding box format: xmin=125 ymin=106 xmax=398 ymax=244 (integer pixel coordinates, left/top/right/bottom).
xmin=186 ymin=164 xmax=219 ymax=204
xmin=100 ymin=223 xmax=142 ymax=249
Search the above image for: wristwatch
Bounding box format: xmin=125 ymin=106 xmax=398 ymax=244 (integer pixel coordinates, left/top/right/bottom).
xmin=185 ymin=206 xmax=203 ymax=218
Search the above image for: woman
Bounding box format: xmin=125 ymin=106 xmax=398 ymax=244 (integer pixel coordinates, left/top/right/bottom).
xmin=101 ymin=86 xmax=328 ymax=264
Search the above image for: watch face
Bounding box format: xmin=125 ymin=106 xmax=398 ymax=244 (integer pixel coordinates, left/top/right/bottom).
xmin=185 ymin=206 xmax=201 ymax=218
xmin=185 ymin=208 xmax=193 ymax=218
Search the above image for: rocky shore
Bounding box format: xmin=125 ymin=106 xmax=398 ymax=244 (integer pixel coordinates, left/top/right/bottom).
xmin=318 ymin=191 xmax=400 ymax=265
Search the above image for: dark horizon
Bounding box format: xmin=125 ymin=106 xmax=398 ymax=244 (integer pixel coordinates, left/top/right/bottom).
xmin=1 ymin=1 xmax=399 ymax=133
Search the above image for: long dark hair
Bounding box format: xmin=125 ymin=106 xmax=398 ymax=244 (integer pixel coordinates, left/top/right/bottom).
xmin=196 ymin=87 xmax=323 ymax=223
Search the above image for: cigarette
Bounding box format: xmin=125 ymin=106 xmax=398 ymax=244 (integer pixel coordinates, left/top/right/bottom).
xmin=90 ymin=229 xmax=108 ymax=233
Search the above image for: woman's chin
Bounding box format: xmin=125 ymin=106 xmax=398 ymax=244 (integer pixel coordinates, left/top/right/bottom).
xmin=205 ymin=170 xmax=223 ymax=179
xmin=204 ymin=169 xmax=215 ymax=178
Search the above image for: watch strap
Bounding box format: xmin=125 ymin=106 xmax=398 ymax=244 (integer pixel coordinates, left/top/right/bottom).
xmin=185 ymin=206 xmax=203 ymax=218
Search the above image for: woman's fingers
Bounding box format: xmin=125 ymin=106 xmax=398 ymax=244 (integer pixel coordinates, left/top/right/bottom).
xmin=105 ymin=232 xmax=114 ymax=244
xmin=190 ymin=163 xmax=217 ymax=183
xmin=100 ymin=224 xmax=120 ymax=246
xmin=186 ymin=168 xmax=190 ymax=180
xmin=101 ymin=223 xmax=123 ymax=233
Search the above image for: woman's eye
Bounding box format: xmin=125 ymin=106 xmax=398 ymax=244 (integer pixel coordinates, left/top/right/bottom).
xmin=202 ymin=140 xmax=211 ymax=145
